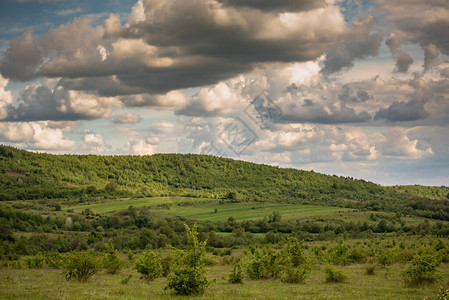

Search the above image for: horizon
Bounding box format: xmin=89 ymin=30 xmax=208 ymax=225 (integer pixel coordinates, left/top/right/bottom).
xmin=0 ymin=0 xmax=448 ymax=186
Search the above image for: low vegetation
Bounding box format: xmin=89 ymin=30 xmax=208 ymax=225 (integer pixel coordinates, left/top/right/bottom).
xmin=1 ymin=145 xmax=449 ymax=298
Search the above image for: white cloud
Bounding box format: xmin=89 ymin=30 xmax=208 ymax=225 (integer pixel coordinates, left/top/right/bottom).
xmin=0 ymin=75 xmax=13 ymax=120
xmin=0 ymin=121 xmax=77 ymax=150
xmin=112 ymin=112 xmax=142 ymax=124
xmin=124 ymin=137 xmax=159 ymax=155
xmin=378 ymin=128 xmax=433 ymax=158
xmin=82 ymin=130 xmax=110 ymax=153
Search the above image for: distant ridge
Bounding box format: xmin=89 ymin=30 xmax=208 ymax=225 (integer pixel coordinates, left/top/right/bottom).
xmin=1 ymin=145 xmax=448 ymax=220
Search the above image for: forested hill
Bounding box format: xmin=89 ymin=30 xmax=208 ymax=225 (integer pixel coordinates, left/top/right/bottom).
xmin=1 ymin=145 xmax=449 ymax=220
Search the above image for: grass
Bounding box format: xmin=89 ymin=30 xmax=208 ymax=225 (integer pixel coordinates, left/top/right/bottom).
xmin=159 ymin=202 xmax=350 ymax=222
xmin=1 ymin=263 xmax=447 ymax=299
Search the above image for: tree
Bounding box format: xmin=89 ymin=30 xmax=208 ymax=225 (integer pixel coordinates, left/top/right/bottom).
xmin=166 ymin=224 xmax=209 ymax=295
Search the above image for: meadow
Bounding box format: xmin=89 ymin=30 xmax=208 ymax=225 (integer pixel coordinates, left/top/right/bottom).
xmin=1 ymin=255 xmax=448 ymax=299
xmin=67 ymin=198 xmax=351 ymax=222
xmin=1 ymin=147 xmax=449 ymax=299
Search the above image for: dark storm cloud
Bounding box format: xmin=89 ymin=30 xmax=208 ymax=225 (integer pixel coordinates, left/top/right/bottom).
xmin=377 ymin=0 xmax=449 ymax=70
xmin=338 ymin=86 xmax=373 ymax=103
xmin=321 ymin=17 xmax=382 ymax=74
xmin=217 ymin=0 xmax=326 ymax=12
xmin=385 ymin=34 xmax=413 ymax=73
xmin=279 ymin=103 xmax=372 ymax=124
xmin=375 ymin=100 xmax=429 ymax=122
xmin=423 ymin=44 xmax=440 ymax=72
xmin=0 ymin=0 xmax=348 ymax=96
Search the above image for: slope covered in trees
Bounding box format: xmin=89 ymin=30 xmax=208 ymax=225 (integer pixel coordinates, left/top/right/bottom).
xmin=1 ymin=145 xmax=448 ymax=220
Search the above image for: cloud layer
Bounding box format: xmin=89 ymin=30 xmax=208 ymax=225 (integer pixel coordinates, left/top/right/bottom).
xmin=0 ymin=0 xmax=448 ymax=185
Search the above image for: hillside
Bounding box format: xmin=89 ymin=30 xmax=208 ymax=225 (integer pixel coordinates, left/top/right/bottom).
xmin=1 ymin=145 xmax=448 ymax=220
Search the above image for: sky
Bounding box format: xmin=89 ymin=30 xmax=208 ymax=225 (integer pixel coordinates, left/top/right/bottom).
xmin=0 ymin=0 xmax=448 ymax=186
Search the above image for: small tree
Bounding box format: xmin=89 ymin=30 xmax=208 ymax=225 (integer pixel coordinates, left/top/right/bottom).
xmin=135 ymin=251 xmax=162 ymax=281
xmin=166 ymin=224 xmax=209 ymax=295
xmin=228 ymin=261 xmax=244 ymax=284
xmin=403 ymin=251 xmax=439 ymax=286
xmin=279 ymin=238 xmax=310 ymax=284
xmin=103 ymin=242 xmax=123 ymax=275
xmin=64 ymin=251 xmax=99 ymax=282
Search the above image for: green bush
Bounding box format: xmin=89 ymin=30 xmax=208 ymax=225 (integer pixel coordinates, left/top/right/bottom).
xmin=403 ymin=252 xmax=439 ymax=286
xmin=64 ymin=251 xmax=99 ymax=282
xmin=245 ymin=248 xmax=279 ymax=279
xmin=324 ymin=265 xmax=348 ymax=283
xmin=135 ymin=251 xmax=162 ymax=281
xmin=166 ymin=268 xmax=209 ymax=295
xmin=103 ymin=242 xmax=123 ymax=275
xmin=166 ymin=224 xmax=209 ymax=295
xmin=280 ymin=266 xmax=308 ymax=284
xmin=25 ymin=254 xmax=45 ymax=269
xmin=228 ymin=263 xmax=243 ymax=284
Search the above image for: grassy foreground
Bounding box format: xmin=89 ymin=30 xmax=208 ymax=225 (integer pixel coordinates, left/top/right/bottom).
xmin=1 ymin=264 xmax=448 ymax=299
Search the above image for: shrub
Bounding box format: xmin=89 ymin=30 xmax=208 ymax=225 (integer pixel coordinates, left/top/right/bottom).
xmin=228 ymin=263 xmax=244 ymax=284
xmin=166 ymin=224 xmax=209 ymax=295
xmin=135 ymin=251 xmax=162 ymax=281
xmin=324 ymin=265 xmax=348 ymax=283
xmin=25 ymin=254 xmax=45 ymax=269
xmin=64 ymin=251 xmax=99 ymax=282
xmin=280 ymin=266 xmax=308 ymax=284
xmin=403 ymin=252 xmax=439 ymax=286
xmin=166 ymin=268 xmax=209 ymax=295
xmin=245 ymin=248 xmax=279 ymax=279
xmin=103 ymin=242 xmax=123 ymax=275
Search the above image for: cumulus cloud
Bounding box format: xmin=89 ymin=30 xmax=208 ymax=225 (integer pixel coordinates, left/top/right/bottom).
xmin=321 ymin=16 xmax=383 ymax=74
xmin=0 ymin=121 xmax=76 ymax=150
xmin=1 ymin=83 xmax=117 ymax=122
xmin=0 ymin=0 xmax=349 ymax=95
xmin=112 ymin=112 xmax=142 ymax=124
xmin=124 ymin=137 xmax=159 ymax=155
xmin=379 ymin=128 xmax=433 ymax=158
xmin=423 ymin=43 xmax=440 ymax=72
xmin=176 ymin=82 xmax=241 ymax=117
xmin=385 ymin=34 xmax=414 ymax=73
xmin=375 ymin=100 xmax=429 ymax=122
xmin=82 ymin=130 xmax=110 ymax=153
xmin=0 ymin=75 xmax=14 ymax=120
xmin=376 ymin=0 xmax=449 ymax=62
xmin=119 ymin=90 xmax=188 ymax=109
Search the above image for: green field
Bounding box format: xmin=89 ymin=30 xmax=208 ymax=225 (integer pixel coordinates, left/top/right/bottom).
xmin=66 ymin=198 xmax=351 ymax=222
xmin=160 ymin=202 xmax=350 ymax=222
xmin=65 ymin=197 xmax=217 ymax=214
